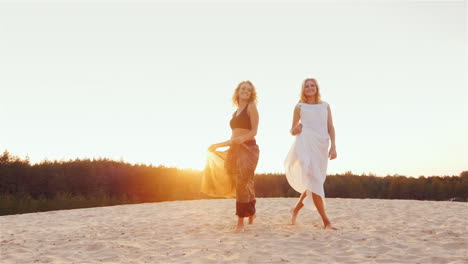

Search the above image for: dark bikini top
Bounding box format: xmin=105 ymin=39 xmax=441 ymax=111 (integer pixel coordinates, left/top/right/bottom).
xmin=230 ymin=105 xmax=251 ymax=130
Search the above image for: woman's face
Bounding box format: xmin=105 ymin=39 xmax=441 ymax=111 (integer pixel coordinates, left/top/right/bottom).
xmin=238 ymin=84 xmax=252 ymax=101
xmin=304 ymin=80 xmax=317 ymax=97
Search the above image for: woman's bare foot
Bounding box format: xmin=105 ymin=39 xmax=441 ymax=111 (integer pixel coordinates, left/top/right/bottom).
xmin=233 ymin=217 xmax=245 ymax=233
xmin=289 ymin=207 xmax=299 ymax=225
xmin=233 ymin=225 xmax=245 ymax=233
xmin=248 ymin=214 xmax=256 ymax=225
xmin=324 ymin=223 xmax=338 ymax=230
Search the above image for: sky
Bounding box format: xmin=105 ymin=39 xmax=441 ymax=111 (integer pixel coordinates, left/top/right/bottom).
xmin=1 ymin=0 xmax=467 ymax=177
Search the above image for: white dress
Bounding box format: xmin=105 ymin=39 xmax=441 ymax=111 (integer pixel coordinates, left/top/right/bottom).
xmin=284 ymin=102 xmax=330 ymax=209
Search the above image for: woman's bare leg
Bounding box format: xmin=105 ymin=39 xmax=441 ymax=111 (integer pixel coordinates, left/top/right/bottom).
xmin=290 ymin=191 xmax=307 ymax=225
xmin=234 ymin=217 xmax=245 ymax=233
xmin=248 ymin=214 xmax=256 ymax=224
xmin=312 ymin=193 xmax=337 ymax=230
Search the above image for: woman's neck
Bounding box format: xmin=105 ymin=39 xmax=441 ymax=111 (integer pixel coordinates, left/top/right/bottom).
xmin=305 ymin=97 xmax=318 ymax=104
xmin=238 ymin=100 xmax=248 ymax=108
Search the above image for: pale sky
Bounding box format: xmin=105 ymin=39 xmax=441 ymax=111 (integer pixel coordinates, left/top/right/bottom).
xmin=1 ymin=0 xmax=467 ymax=177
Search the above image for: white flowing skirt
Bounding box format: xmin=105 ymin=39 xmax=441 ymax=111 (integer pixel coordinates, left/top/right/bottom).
xmin=284 ymin=128 xmax=329 ymax=209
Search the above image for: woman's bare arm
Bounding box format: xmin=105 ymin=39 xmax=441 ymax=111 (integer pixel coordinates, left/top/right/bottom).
xmin=290 ymin=104 xmax=302 ymax=135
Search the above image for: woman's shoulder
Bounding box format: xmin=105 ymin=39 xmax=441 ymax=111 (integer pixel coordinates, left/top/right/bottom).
xmin=247 ymin=103 xmax=257 ymax=109
xmin=247 ymin=103 xmax=258 ymax=114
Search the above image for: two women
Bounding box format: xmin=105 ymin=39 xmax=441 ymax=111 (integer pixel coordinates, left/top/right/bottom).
xmin=204 ymin=78 xmax=337 ymax=232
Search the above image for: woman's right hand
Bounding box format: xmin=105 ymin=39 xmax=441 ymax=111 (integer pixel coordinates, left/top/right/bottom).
xmin=291 ymin=123 xmax=303 ymax=135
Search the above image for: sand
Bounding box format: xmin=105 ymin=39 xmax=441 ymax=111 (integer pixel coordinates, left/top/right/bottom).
xmin=1 ymin=198 xmax=467 ymax=264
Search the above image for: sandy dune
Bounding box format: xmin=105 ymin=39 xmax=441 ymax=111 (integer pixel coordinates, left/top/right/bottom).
xmin=1 ymin=198 xmax=467 ymax=264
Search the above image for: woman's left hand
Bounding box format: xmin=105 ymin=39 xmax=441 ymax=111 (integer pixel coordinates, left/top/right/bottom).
xmin=329 ymin=146 xmax=337 ymax=160
xmin=208 ymin=144 xmax=218 ymax=152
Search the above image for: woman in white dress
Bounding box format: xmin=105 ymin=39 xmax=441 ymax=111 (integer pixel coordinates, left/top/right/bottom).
xmin=284 ymin=78 xmax=337 ymax=230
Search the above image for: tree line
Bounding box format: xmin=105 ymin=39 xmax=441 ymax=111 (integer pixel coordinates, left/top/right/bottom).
xmin=0 ymin=151 xmax=466 ymax=215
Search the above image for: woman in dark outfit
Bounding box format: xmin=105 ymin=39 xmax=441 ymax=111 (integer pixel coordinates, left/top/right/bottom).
xmin=204 ymin=80 xmax=260 ymax=233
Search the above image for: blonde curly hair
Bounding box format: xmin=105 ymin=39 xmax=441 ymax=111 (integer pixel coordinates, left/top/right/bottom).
xmin=232 ymin=80 xmax=257 ymax=106
xmin=300 ymin=78 xmax=322 ymax=103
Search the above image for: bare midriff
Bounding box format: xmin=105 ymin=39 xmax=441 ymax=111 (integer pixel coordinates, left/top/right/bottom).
xmin=232 ymin=128 xmax=255 ymax=142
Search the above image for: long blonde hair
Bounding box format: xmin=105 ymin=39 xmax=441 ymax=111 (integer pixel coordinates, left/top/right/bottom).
xmin=299 ymin=78 xmax=322 ymax=103
xmin=232 ymin=80 xmax=257 ymax=106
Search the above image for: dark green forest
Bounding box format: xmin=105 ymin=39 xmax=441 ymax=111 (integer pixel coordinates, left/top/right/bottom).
xmin=1 ymin=151 xmax=466 ymax=215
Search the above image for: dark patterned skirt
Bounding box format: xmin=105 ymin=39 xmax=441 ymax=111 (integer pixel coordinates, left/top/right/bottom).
xmin=201 ymin=140 xmax=259 ymax=217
